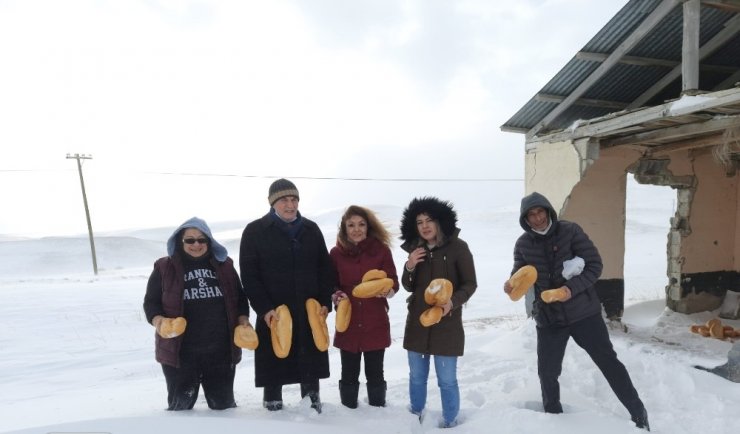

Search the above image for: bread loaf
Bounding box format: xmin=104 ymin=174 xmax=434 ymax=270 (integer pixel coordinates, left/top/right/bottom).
xmin=419 ymin=306 xmax=444 ymax=327
xmin=424 ymin=278 xmax=453 ymax=306
xmin=541 ymin=287 xmax=569 ymax=303
xmin=362 ymin=269 xmax=387 ymax=282
xmin=306 ymin=298 xmax=329 ymax=351
xmin=707 ymin=318 xmax=724 ymax=338
xmin=508 ymin=265 xmax=537 ymax=301
xmin=157 ymin=316 xmax=187 ymax=339
xmin=270 ymin=304 xmax=292 ymax=358
xmin=353 ymin=277 xmax=394 ymax=298
xmin=335 ymin=298 xmax=351 ymax=333
xmin=233 ymin=324 xmax=259 ymax=350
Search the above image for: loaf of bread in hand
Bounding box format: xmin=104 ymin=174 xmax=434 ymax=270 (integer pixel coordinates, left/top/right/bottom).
xmin=541 ymin=287 xmax=569 ymax=303
xmin=508 ymin=265 xmax=537 ymax=301
xmin=270 ymin=304 xmax=292 ymax=358
xmin=306 ymin=298 xmax=329 ymax=351
xmin=419 ymin=306 xmax=444 ymax=327
xmin=233 ymin=324 xmax=259 ymax=350
xmin=157 ymin=317 xmax=187 ymax=339
xmin=424 ymin=278 xmax=453 ymax=306
xmin=335 ymin=298 xmax=351 ymax=333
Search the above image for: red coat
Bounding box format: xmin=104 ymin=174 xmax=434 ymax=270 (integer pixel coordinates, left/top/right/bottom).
xmin=330 ymin=237 xmax=399 ymax=353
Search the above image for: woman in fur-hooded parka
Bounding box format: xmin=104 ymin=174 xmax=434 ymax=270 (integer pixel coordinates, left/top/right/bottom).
xmin=400 ymin=197 xmax=477 ymax=357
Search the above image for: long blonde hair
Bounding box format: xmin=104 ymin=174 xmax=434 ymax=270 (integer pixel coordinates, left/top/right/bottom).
xmin=337 ymin=205 xmax=391 ymax=249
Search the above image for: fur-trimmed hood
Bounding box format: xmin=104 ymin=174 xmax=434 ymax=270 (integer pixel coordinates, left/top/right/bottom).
xmin=400 ymin=196 xmax=459 ymax=248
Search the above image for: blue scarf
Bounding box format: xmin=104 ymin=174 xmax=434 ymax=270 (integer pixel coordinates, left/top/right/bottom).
xmin=269 ymin=208 xmax=304 ymax=250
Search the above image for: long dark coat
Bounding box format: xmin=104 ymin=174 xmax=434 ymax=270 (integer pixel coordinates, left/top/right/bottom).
xmin=239 ymin=212 xmax=335 ymax=387
xmin=399 ymin=197 xmax=477 ymax=357
xmin=330 ymin=236 xmax=399 ymax=353
xmin=401 ymin=230 xmax=477 ymax=356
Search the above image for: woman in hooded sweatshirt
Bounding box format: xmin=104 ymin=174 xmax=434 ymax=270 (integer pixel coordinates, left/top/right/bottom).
xmin=143 ymin=216 xmax=252 ymax=411
xmin=400 ymin=197 xmax=477 ymax=428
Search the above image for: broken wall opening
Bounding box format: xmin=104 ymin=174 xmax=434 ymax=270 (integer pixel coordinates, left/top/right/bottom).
xmin=624 ymin=175 xmax=675 ymax=304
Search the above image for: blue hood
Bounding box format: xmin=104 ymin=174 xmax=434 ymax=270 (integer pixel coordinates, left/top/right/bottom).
xmin=166 ymin=216 xmax=228 ymax=262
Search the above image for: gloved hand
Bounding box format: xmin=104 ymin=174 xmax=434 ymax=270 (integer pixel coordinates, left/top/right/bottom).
xmin=154 ymin=316 xmax=187 ymax=338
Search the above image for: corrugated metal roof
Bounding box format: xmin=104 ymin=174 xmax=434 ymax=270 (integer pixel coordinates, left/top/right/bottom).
xmin=501 ymin=0 xmax=740 ymax=136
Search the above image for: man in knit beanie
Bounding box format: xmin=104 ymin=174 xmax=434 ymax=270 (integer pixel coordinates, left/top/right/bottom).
xmin=239 ymin=177 xmax=334 ymax=413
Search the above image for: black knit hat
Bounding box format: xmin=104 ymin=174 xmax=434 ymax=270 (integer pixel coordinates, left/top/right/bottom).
xmin=268 ymin=178 xmax=300 ymax=205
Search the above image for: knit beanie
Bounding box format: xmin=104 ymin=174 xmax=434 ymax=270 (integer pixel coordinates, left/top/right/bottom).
xmin=268 ymin=178 xmax=300 ymax=205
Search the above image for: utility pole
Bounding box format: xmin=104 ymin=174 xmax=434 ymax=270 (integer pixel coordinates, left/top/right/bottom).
xmin=66 ymin=153 xmax=98 ymax=275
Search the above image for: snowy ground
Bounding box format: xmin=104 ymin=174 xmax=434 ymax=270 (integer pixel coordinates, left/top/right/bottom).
xmin=1 ymin=182 xmax=738 ymax=433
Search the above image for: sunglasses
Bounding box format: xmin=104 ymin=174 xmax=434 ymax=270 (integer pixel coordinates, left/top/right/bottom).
xmin=183 ymin=237 xmax=209 ymax=245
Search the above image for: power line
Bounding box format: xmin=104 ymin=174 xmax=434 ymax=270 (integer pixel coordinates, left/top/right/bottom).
xmin=0 ymin=167 xmax=523 ymax=182
xmin=133 ymin=171 xmax=524 ymax=182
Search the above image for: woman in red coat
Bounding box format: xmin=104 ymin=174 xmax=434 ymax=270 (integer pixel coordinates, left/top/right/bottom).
xmin=330 ymin=205 xmax=399 ymax=409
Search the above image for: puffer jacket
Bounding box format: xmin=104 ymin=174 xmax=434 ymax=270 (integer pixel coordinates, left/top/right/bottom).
xmin=511 ymin=192 xmax=603 ymax=328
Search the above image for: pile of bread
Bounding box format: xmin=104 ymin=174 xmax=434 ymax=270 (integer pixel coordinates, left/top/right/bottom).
xmin=690 ymin=318 xmax=740 ymax=340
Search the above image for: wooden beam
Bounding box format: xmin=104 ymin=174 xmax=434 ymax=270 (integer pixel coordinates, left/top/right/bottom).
xmin=702 ymin=0 xmax=740 ymax=13
xmin=576 ymin=51 xmax=738 ymax=73
xmin=629 ymin=13 xmax=740 ymax=109
xmin=530 ymin=87 xmax=740 ymax=144
xmin=602 ymin=115 xmax=740 ymax=147
xmin=652 ymin=132 xmax=726 ymax=155
xmin=682 ymin=0 xmax=701 ymax=92
xmin=500 ymin=125 xmax=530 ymax=134
xmin=526 ymin=0 xmax=681 ymax=139
xmin=535 ymin=93 xmax=629 ymax=110
xmin=713 ymin=69 xmax=740 ymax=90
xmin=576 ymin=51 xmax=678 ymax=68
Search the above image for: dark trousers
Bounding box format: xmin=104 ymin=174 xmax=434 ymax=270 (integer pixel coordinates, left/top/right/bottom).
xmin=263 ymin=379 xmax=320 ymax=401
xmin=536 ymin=314 xmax=645 ymax=417
xmin=340 ymin=349 xmax=385 ymax=386
xmin=161 ymin=352 xmax=236 ymax=411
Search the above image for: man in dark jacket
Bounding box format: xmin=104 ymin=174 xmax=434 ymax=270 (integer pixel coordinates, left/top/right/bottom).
xmin=504 ymin=192 xmax=650 ymax=431
xmin=239 ymin=178 xmax=335 ymax=413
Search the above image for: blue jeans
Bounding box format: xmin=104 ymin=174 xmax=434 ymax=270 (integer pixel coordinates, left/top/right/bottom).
xmin=408 ymin=351 xmax=459 ymax=425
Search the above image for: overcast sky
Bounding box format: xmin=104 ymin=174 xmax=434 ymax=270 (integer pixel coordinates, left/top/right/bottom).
xmin=0 ymin=0 xmax=627 ymax=237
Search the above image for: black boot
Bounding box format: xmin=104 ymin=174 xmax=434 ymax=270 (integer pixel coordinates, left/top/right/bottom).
xmin=301 ymin=381 xmax=322 ymax=414
xmin=263 ymin=385 xmax=283 ymax=411
xmin=631 ymin=407 xmax=650 ymax=431
xmin=339 ymin=381 xmax=359 ymax=409
xmin=367 ymin=381 xmax=387 ymax=407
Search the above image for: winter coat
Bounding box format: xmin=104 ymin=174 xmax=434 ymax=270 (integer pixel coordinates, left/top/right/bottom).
xmin=143 ymin=217 xmax=248 ymax=368
xmin=399 ymin=197 xmax=477 ymax=357
xmin=511 ymin=192 xmax=603 ymax=328
xmin=330 ymin=236 xmax=399 ymax=353
xmin=239 ymin=211 xmax=335 ymax=387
